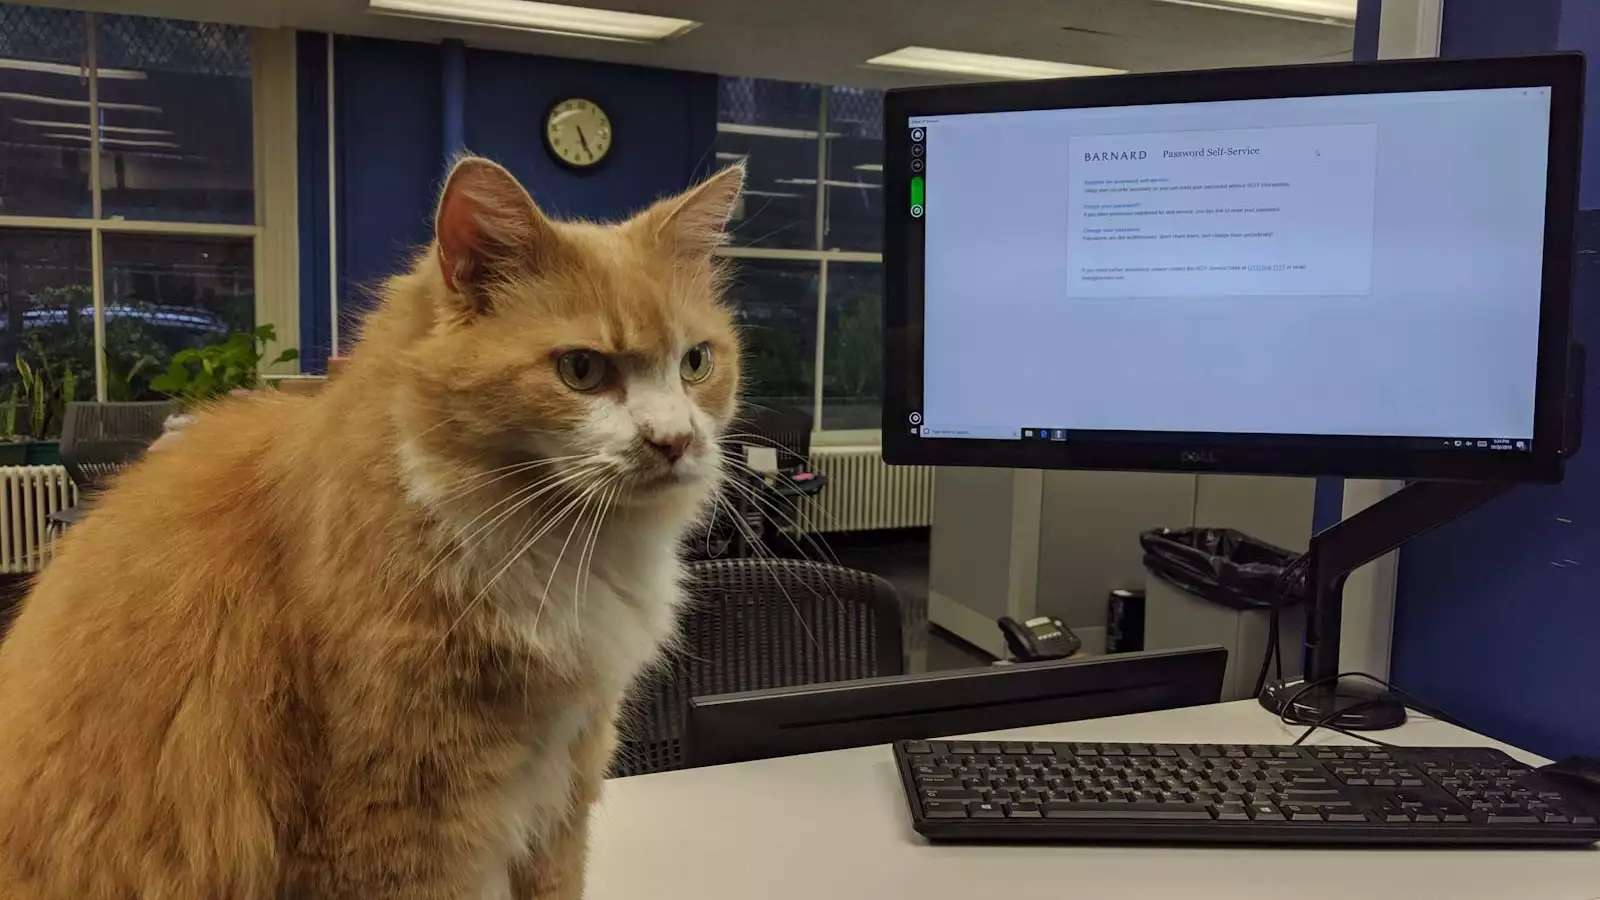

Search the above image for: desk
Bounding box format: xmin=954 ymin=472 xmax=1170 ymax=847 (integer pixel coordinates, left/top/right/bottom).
xmin=589 ymin=700 xmax=1600 ymax=899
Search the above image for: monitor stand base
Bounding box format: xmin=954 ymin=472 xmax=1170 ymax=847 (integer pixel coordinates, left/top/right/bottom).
xmin=1259 ymin=677 xmax=1407 ymax=731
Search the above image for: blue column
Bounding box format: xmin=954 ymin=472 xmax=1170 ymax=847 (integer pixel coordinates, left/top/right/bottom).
xmin=441 ymin=38 xmax=466 ymax=162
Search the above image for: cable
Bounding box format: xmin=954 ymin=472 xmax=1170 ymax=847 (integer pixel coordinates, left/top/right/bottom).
xmin=1274 ymin=670 xmax=1470 ymax=747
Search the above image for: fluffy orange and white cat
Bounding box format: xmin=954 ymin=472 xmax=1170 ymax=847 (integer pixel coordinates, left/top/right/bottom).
xmin=0 ymin=156 xmax=745 ymax=899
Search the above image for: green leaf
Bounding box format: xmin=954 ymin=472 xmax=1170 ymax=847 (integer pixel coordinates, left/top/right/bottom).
xmin=172 ymin=348 xmax=202 ymax=366
xmin=272 ymin=349 xmax=299 ymax=364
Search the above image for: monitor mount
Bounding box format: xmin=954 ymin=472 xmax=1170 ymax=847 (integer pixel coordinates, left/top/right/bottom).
xmin=1262 ymin=345 xmax=1584 ymax=730
xmin=1258 ymin=479 xmax=1509 ymax=730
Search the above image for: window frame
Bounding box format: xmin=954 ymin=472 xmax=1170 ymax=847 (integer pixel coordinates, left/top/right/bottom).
xmin=715 ymin=86 xmax=884 ymax=442
xmin=0 ymin=14 xmax=297 ymax=402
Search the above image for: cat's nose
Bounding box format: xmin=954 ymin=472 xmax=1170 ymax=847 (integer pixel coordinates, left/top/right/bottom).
xmin=644 ymin=430 xmax=693 ymax=464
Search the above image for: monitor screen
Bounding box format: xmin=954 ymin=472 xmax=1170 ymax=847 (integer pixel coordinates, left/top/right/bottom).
xmin=884 ymin=56 xmax=1582 ymax=481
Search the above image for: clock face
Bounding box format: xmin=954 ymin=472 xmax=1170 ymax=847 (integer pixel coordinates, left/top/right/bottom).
xmin=545 ymin=98 xmax=612 ymax=169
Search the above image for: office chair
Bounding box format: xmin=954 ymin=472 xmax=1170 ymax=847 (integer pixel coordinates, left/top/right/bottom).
xmin=49 ymin=401 xmax=176 ymax=529
xmin=611 ymin=558 xmax=904 ymax=776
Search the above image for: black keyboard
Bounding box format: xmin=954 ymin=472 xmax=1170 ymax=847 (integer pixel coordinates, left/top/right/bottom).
xmin=895 ymin=740 xmax=1600 ymax=845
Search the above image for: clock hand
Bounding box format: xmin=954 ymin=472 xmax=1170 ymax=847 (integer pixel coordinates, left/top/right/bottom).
xmin=576 ymin=124 xmax=592 ymax=156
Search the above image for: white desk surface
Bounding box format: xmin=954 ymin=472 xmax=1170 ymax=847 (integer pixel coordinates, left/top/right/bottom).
xmin=589 ymin=700 xmax=1600 ymax=900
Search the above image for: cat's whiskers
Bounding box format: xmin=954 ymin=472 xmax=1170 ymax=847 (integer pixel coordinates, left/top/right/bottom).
xmin=530 ymin=473 xmax=620 ymax=639
xmin=431 ymin=468 xmax=618 ymax=660
xmin=391 ymin=462 xmax=606 ymax=619
xmin=710 ymin=491 xmax=821 ymax=652
xmin=575 ymin=478 xmax=625 ymax=620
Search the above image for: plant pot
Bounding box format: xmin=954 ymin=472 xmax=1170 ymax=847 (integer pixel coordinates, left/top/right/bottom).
xmin=0 ymin=442 xmax=27 ymax=466
xmin=24 ymin=440 xmax=59 ymax=466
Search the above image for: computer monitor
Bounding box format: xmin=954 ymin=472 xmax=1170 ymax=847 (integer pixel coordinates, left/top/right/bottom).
xmin=883 ymin=54 xmax=1583 ymax=483
xmin=881 ymin=55 xmax=1586 ymax=730
xmin=685 ymin=646 xmax=1226 ymax=767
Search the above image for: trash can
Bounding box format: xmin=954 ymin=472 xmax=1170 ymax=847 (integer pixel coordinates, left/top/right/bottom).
xmin=1139 ymin=527 xmax=1307 ymax=701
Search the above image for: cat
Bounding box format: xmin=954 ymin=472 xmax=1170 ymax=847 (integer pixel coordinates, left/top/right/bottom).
xmin=0 ymin=155 xmax=745 ymax=900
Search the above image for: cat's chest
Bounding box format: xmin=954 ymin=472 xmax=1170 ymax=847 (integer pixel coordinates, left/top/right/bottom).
xmin=470 ymin=533 xmax=682 ymax=695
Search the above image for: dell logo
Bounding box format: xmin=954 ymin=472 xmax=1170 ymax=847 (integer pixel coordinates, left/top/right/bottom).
xmin=1181 ymin=449 xmax=1219 ymax=465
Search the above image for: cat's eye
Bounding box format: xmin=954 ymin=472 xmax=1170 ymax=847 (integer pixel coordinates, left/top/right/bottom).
xmin=681 ymin=343 xmax=714 ymax=384
xmin=557 ymin=350 xmax=608 ymax=392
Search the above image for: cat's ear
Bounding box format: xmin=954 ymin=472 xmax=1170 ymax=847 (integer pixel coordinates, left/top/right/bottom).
xmin=433 ymin=156 xmax=556 ymax=317
xmin=641 ymin=163 xmax=745 ymax=258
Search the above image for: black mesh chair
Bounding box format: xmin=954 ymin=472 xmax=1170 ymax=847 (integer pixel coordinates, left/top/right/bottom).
xmin=612 ymin=558 xmax=904 ymax=777
xmin=49 ymin=401 xmax=176 ymax=529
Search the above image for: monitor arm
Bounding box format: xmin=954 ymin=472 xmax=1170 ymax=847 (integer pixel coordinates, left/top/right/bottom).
xmin=1263 ymin=339 xmax=1583 ymax=731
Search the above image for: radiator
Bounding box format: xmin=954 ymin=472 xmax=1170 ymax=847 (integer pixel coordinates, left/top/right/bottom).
xmin=804 ymin=446 xmax=933 ymax=533
xmin=0 ymin=466 xmax=76 ymax=575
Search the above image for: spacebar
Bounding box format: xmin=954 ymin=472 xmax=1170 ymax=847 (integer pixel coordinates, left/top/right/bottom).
xmin=1044 ymin=803 xmax=1213 ymax=820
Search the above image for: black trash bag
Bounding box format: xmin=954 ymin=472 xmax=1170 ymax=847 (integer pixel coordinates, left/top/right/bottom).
xmin=1139 ymin=527 xmax=1305 ymax=611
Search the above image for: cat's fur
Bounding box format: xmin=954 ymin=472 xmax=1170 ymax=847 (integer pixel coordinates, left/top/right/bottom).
xmin=0 ymin=156 xmax=745 ymax=899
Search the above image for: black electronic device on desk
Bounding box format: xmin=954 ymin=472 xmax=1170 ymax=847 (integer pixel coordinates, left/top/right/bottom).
xmin=883 ymin=51 xmax=1585 ymax=733
xmin=999 ymin=615 xmax=1082 ymax=661
xmin=895 ymin=740 xmax=1600 ymax=846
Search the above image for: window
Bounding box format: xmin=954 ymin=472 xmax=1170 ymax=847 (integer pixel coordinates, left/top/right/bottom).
xmin=716 ymin=78 xmax=884 ymax=438
xmin=0 ymin=4 xmax=265 ymax=418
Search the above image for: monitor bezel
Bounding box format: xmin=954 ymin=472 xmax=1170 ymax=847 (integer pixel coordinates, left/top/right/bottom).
xmin=882 ymin=54 xmax=1583 ymax=482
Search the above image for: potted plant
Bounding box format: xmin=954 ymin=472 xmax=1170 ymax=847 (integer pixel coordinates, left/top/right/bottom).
xmin=0 ymin=384 xmax=26 ymax=466
xmin=151 ymin=324 xmax=298 ymax=406
xmin=10 ymin=355 xmax=75 ymax=466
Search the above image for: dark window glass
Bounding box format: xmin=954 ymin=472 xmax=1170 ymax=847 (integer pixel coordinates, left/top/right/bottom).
xmin=102 ymin=233 xmax=254 ymax=400
xmin=0 ymin=6 xmax=92 ymax=218
xmin=725 ymin=258 xmax=818 ymax=417
xmin=718 ymin=78 xmax=820 ymax=250
xmin=824 ymin=86 xmax=883 ymax=252
xmin=95 ymin=14 xmax=253 ymax=224
xmin=821 ymin=262 xmax=882 ymax=429
xmin=0 ymin=230 xmax=93 ymax=437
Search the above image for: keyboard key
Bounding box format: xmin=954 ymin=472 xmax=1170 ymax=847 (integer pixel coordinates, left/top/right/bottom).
xmin=1400 ymin=779 xmax=1424 ymax=787
xmin=1345 ymin=778 xmax=1371 ymax=786
xmin=1002 ymin=742 xmax=1029 ymax=755
xmin=1384 ymin=812 xmax=1413 ymax=823
xmin=906 ymin=741 xmax=932 ymax=755
xmin=1044 ymin=802 xmax=1213 ymax=821
xmin=1441 ymin=813 xmax=1470 ymax=823
xmin=1487 ymin=813 xmax=1541 ymax=824
xmin=977 ymin=742 xmax=1002 ymax=755
xmin=922 ymin=789 xmax=984 ymax=802
xmin=1028 ymin=743 xmax=1056 ymax=756
xmin=1328 ymin=812 xmax=1370 ymax=823
xmin=970 ymin=802 xmax=1006 ymax=818
xmin=1284 ymin=804 xmax=1324 ymax=822
xmin=1540 ymin=812 xmax=1570 ymax=824
xmin=1006 ymin=802 xmax=1042 ymax=819
xmin=1571 ymin=815 xmax=1597 ymax=825
xmin=1276 ymin=750 xmax=1301 ymax=759
xmin=1156 ymin=747 xmax=1179 ymax=757
xmin=950 ymin=742 xmax=976 ymax=754
xmin=929 ymin=742 xmax=949 ymax=754
xmin=924 ymin=801 xmax=968 ymax=819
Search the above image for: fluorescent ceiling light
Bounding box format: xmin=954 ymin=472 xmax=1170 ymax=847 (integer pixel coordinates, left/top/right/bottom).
xmin=742 ymin=189 xmax=804 ymax=199
xmin=367 ymin=0 xmax=698 ymax=42
xmin=715 ymin=151 xmax=746 ymax=161
xmin=0 ymin=91 xmax=161 ymax=113
xmin=854 ymin=163 xmax=883 ymax=173
xmin=776 ymin=178 xmax=881 ymax=190
xmin=0 ymin=58 xmax=146 ymax=80
xmin=1153 ymin=0 xmax=1355 ymax=25
xmin=717 ymin=122 xmax=841 ymax=140
xmin=15 ymin=118 xmax=173 ymax=136
xmin=865 ymin=46 xmax=1125 ymax=80
xmin=40 ymin=132 xmax=178 ymax=149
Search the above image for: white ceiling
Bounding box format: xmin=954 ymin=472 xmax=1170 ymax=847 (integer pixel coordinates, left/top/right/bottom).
xmin=25 ymin=0 xmax=1353 ymax=87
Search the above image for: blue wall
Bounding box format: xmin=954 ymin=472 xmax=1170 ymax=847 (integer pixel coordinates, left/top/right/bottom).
xmin=300 ymin=35 xmax=717 ymax=351
xmin=1391 ymin=0 xmax=1600 ymax=758
xmin=295 ymin=31 xmax=333 ymax=374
